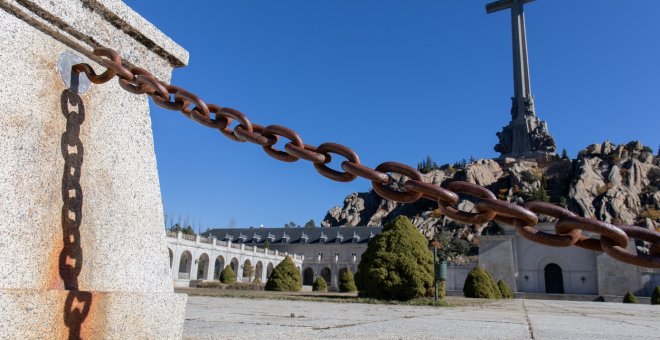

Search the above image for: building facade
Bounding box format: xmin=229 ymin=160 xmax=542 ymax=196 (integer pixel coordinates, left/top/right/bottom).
xmin=203 ymin=223 xmax=659 ymax=296
xmin=204 ymin=226 xmax=382 ymax=290
xmin=480 ymin=223 xmax=660 ymax=297
xmin=166 ymin=231 xmax=304 ymax=288
xmin=203 ymin=226 xmax=474 ymax=291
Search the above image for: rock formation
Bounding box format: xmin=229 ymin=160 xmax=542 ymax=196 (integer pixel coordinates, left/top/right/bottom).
xmin=322 ymin=141 xmax=660 ymax=256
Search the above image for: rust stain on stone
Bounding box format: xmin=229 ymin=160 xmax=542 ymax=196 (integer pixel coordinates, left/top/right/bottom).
xmin=47 ymin=242 xmax=65 ymax=290
xmin=79 ymin=292 xmax=104 ymax=340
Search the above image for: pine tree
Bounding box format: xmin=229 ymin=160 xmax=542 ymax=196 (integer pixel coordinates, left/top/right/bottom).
xmin=265 ymin=256 xmax=302 ymax=291
xmin=220 ymin=265 xmax=236 ymax=283
xmin=651 ymin=286 xmax=660 ymax=305
xmin=622 ymin=291 xmax=637 ymax=304
xmin=463 ymin=267 xmax=501 ymax=299
xmin=497 ymin=279 xmax=514 ymax=299
xmin=312 ymin=276 xmax=327 ymax=292
xmin=355 ymin=216 xmax=433 ymax=301
xmin=339 ymin=270 xmax=357 ymax=292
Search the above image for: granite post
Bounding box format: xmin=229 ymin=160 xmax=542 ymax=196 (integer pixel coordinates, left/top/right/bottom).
xmin=596 ymin=243 xmax=643 ymax=297
xmin=479 ymin=233 xmax=518 ymax=292
xmin=0 ymin=0 xmax=188 ymax=338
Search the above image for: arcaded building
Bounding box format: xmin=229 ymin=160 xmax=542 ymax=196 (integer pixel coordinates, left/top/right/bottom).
xmin=204 ymin=226 xmax=383 ymax=289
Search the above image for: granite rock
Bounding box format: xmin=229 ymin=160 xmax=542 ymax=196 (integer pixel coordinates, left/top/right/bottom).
xmin=323 ymin=141 xmax=660 ymax=253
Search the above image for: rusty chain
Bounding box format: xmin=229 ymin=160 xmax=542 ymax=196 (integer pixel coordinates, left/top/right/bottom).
xmin=73 ymin=48 xmax=660 ymax=269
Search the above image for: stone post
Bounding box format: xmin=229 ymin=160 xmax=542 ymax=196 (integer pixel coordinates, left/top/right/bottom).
xmin=0 ymin=0 xmax=188 ymax=338
xmin=596 ymin=243 xmax=643 ymax=297
xmin=479 ymin=234 xmax=518 ymax=292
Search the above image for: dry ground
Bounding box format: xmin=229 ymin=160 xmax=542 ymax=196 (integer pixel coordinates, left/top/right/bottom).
xmin=177 ymin=289 xmax=660 ymax=339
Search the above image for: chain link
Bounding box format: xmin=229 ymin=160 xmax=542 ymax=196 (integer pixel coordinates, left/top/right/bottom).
xmin=73 ymin=48 xmax=660 ymax=269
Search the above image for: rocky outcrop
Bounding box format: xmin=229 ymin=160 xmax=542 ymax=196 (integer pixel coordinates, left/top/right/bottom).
xmin=570 ymin=141 xmax=658 ymax=227
xmin=322 ymin=141 xmax=660 ymax=253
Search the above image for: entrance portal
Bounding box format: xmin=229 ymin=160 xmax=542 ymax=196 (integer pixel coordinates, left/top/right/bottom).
xmin=303 ymin=268 xmax=314 ymax=286
xmin=544 ymin=263 xmax=564 ymax=294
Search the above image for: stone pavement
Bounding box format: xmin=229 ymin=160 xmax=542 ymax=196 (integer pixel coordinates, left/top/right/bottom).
xmin=183 ymin=296 xmax=659 ymax=339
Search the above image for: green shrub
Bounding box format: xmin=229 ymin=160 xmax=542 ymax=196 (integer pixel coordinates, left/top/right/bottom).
xmin=225 ymin=282 xmax=263 ymax=291
xmin=623 ymin=291 xmax=637 ymax=304
xmin=220 ymin=265 xmax=236 ymax=284
xmin=497 ymin=279 xmax=514 ymax=299
xmin=463 ymin=267 xmax=501 ymax=299
xmin=252 ymin=277 xmax=261 ymax=284
xmin=652 ymin=286 xmax=660 ymax=305
xmin=486 ymin=270 xmax=502 ymax=299
xmin=339 ymin=270 xmax=357 ymax=293
xmin=428 ymin=281 xmax=446 ymax=299
xmin=312 ymin=276 xmax=327 ymax=292
xmin=196 ymin=281 xmax=223 ymax=289
xmin=355 ymin=216 xmax=433 ymax=301
xmin=265 ymin=256 xmax=302 ymax=292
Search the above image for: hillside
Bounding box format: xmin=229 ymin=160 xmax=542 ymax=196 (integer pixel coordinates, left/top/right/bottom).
xmin=322 ymin=141 xmax=659 ymax=257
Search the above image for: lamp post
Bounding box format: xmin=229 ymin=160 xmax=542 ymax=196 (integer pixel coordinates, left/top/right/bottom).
xmin=432 ymin=240 xmax=447 ymax=302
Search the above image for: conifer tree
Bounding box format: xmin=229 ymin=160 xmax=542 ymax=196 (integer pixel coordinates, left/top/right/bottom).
xmin=355 ymin=216 xmax=433 ymax=300
xmin=312 ymin=276 xmax=327 ymax=292
xmin=339 ymin=269 xmax=357 ymax=292
xmin=265 ymin=256 xmax=302 ymax=292
xmin=651 ymin=286 xmax=659 ymax=305
xmin=220 ymin=265 xmax=236 ymax=284
xmin=623 ymin=291 xmax=637 ymax=304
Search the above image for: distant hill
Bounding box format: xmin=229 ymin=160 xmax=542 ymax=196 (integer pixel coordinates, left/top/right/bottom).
xmin=322 ymin=141 xmax=659 ymax=259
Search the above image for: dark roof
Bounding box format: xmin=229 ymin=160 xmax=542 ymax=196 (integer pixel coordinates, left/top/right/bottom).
xmin=203 ymin=226 xmax=383 ymax=244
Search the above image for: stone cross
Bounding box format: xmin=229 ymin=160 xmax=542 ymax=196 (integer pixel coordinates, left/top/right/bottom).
xmin=487 ymin=0 xmax=536 ymax=121
xmin=487 ymin=0 xmax=556 ymax=159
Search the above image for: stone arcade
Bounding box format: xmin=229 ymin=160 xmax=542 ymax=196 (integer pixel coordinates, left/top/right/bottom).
xmin=203 ymin=227 xmax=380 ymax=290
xmin=165 ymin=231 xmax=304 ymax=287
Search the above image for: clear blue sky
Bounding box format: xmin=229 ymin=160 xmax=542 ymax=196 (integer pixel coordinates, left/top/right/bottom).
xmin=122 ymin=0 xmax=659 ymax=231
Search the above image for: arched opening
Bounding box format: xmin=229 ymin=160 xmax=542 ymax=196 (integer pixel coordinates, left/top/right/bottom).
xmin=544 ymin=263 xmax=564 ymax=294
xmin=320 ymin=267 xmax=331 ymax=284
xmin=230 ymin=257 xmax=239 ymax=274
xmin=178 ymin=251 xmax=192 ymax=279
xmin=168 ymin=248 xmax=173 ymax=268
xmin=197 ymin=253 xmax=209 ymax=280
xmin=303 ymin=267 xmax=314 ymax=286
xmin=213 ymin=256 xmax=225 ymax=280
xmin=266 ymin=263 xmax=274 ymax=279
xmin=243 ymin=259 xmax=253 ymax=280
xmin=255 ymin=261 xmax=263 ymax=281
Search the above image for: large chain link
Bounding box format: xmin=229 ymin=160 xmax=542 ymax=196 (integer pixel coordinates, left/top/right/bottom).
xmin=74 ymin=48 xmax=660 ymax=269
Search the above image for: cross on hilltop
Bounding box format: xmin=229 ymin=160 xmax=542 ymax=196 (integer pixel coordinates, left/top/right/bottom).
xmin=487 ymin=0 xmax=557 ymax=159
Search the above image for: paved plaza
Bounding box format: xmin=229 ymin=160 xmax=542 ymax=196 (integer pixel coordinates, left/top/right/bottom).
xmin=182 ymin=295 xmax=659 ymax=339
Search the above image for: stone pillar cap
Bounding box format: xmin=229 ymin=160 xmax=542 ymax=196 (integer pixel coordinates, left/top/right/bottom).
xmin=2 ymin=0 xmax=188 ymax=81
